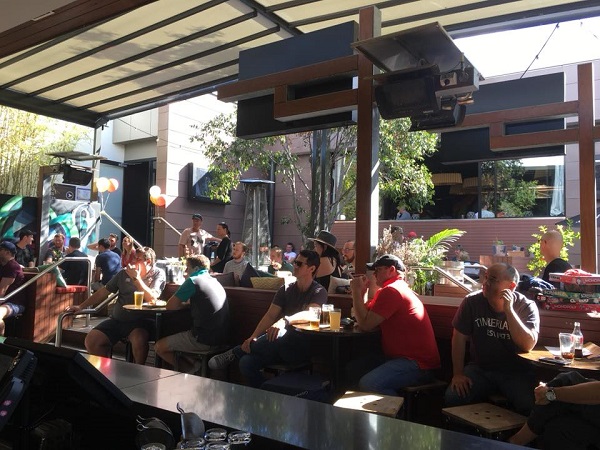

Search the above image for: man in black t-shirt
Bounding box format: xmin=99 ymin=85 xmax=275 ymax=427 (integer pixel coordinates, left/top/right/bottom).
xmin=61 ymin=237 xmax=89 ymax=286
xmin=15 ymin=229 xmax=35 ymax=268
xmin=540 ymin=230 xmax=571 ymax=287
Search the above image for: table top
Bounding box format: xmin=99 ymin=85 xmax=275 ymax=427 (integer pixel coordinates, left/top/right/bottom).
xmin=293 ymin=322 xmax=376 ymax=337
xmin=519 ymin=344 xmax=600 ymax=372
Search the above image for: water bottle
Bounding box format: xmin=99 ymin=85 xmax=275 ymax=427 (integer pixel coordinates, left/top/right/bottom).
xmin=572 ymin=321 xmax=584 ymax=358
xmin=210 ymin=250 xmax=215 ymax=263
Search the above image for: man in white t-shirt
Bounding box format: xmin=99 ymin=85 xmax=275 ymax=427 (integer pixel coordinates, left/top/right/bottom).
xmin=178 ymin=214 xmax=217 ymax=257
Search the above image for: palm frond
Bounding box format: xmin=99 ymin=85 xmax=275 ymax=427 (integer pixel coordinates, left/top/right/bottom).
xmin=426 ymin=229 xmax=466 ymax=253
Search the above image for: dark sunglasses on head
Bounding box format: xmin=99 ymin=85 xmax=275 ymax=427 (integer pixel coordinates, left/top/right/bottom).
xmin=293 ymin=260 xmax=305 ymax=267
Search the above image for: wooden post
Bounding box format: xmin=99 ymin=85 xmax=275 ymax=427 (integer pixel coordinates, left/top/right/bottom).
xmin=577 ymin=63 xmax=597 ymax=272
xmin=355 ymin=6 xmax=381 ymax=273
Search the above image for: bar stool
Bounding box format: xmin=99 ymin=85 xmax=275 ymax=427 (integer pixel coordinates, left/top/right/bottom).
xmin=442 ymin=402 xmax=526 ymax=440
xmin=334 ymin=391 xmax=404 ymax=418
xmin=397 ymin=378 xmax=447 ymax=421
xmin=174 ymin=345 xmax=232 ymax=377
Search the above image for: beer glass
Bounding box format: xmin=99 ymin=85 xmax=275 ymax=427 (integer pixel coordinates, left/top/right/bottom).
xmin=134 ymin=291 xmax=144 ymax=309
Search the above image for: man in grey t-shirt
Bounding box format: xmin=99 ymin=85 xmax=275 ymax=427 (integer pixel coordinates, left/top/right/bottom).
xmin=209 ymin=250 xmax=327 ymax=387
xmin=67 ymin=247 xmax=166 ymax=365
xmin=445 ymin=263 xmax=540 ymax=414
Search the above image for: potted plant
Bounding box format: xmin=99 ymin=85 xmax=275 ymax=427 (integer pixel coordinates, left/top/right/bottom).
xmin=375 ymin=227 xmax=465 ymax=295
xmin=493 ymin=239 xmax=506 ymax=256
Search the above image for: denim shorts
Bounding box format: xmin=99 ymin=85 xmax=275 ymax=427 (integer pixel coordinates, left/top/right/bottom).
xmin=2 ymin=303 xmax=25 ymax=317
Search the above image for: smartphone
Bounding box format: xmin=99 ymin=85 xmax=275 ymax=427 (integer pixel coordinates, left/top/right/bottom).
xmin=539 ymin=357 xmax=571 ymax=366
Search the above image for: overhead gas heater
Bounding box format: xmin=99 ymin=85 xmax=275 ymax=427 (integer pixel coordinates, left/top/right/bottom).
xmin=352 ymin=22 xmax=482 ymax=131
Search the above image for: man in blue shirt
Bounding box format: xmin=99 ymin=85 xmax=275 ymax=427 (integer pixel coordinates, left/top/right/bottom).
xmin=155 ymin=255 xmax=229 ymax=373
xmin=92 ymin=238 xmax=121 ymax=290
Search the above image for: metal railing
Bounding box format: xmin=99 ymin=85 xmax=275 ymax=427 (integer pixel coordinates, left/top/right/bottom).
xmin=0 ymin=256 xmax=92 ymax=304
xmin=152 ymin=216 xmax=182 ymax=237
xmin=411 ymin=265 xmax=482 ymax=294
xmin=55 ymin=292 xmax=118 ymax=348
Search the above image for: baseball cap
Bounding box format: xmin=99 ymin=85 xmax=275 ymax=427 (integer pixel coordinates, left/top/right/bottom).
xmin=18 ymin=229 xmax=35 ymax=239
xmin=0 ymin=241 xmax=17 ymax=255
xmin=366 ymin=254 xmax=405 ymax=272
xmin=192 ymin=213 xmax=203 ymax=220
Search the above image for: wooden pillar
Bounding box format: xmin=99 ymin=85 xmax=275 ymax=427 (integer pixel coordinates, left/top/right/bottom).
xmin=355 ymin=7 xmax=381 ymax=273
xmin=577 ymin=63 xmax=597 ymax=272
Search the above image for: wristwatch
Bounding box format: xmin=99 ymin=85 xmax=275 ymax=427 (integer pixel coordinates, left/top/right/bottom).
xmin=545 ymin=387 xmax=557 ymax=402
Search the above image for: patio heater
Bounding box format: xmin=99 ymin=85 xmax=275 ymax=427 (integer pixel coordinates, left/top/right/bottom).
xmin=241 ymin=179 xmax=274 ymax=269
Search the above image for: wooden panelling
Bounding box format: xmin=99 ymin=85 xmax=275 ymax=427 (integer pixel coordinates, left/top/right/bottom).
xmin=332 ymin=218 xmax=561 ymax=272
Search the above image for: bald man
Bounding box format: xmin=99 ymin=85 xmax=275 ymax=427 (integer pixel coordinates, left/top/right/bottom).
xmin=540 ymin=230 xmax=572 ymax=287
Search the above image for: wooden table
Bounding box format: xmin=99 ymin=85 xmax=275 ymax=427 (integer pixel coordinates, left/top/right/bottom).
xmin=121 ymin=304 xmax=191 ymax=367
xmin=293 ymin=323 xmax=378 ymax=392
xmin=519 ymin=343 xmax=600 ymax=374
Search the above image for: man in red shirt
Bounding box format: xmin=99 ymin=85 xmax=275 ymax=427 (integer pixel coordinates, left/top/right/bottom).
xmin=349 ymin=254 xmax=440 ymax=395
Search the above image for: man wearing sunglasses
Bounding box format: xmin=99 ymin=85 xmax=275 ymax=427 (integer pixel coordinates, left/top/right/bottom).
xmin=209 ymin=249 xmax=327 ymax=388
xmin=348 ymin=254 xmax=440 ymax=395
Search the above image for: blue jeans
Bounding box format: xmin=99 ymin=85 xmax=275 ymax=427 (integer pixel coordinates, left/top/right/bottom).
xmin=347 ymin=354 xmax=434 ymax=396
xmin=233 ymin=328 xmax=310 ymax=388
xmin=444 ymin=363 xmax=535 ymax=414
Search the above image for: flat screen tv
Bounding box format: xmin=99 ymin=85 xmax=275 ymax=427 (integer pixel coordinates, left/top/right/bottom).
xmin=0 ymin=341 xmax=36 ymax=432
xmin=187 ymin=163 xmax=229 ymax=204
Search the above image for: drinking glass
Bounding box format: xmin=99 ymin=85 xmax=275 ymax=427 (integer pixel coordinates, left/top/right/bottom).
xmin=204 ymin=428 xmax=227 ymax=442
xmin=329 ymin=308 xmax=342 ymax=331
xmin=134 ymin=291 xmax=144 ymax=309
xmin=227 ymin=431 xmax=251 ymax=446
xmin=321 ymin=304 xmax=333 ymax=326
xmin=558 ymin=332 xmax=574 ymax=362
xmin=308 ymin=306 xmax=321 ymax=330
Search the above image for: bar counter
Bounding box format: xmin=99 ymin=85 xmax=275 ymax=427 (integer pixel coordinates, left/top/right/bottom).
xmin=88 ymin=355 xmax=523 ymax=450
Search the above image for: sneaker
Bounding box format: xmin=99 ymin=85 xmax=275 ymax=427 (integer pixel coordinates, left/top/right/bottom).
xmin=208 ymin=349 xmax=236 ymax=370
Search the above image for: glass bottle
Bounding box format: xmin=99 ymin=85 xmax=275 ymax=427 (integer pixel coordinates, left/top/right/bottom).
xmin=572 ymin=321 xmax=584 ymax=358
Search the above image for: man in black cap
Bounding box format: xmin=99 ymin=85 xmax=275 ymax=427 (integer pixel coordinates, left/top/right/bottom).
xmin=347 ymin=254 xmax=440 ymax=395
xmin=0 ymin=241 xmax=25 ymax=335
xmin=178 ymin=213 xmax=219 ymax=257
xmin=15 ymin=229 xmax=35 ymax=268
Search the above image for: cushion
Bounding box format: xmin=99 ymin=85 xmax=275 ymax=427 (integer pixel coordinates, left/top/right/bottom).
xmin=38 ymin=264 xmax=67 ymax=288
xmin=211 ymin=272 xmax=236 ymax=287
xmin=250 ymin=277 xmax=285 ymax=290
xmin=328 ymin=276 xmax=351 ymax=294
xmin=239 ymin=264 xmax=261 ymax=288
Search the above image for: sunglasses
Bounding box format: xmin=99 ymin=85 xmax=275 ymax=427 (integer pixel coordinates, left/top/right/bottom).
xmin=293 ymin=260 xmax=305 ymax=267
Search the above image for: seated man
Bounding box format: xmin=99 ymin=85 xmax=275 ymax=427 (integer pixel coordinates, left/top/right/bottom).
xmin=539 ymin=229 xmax=572 ymax=287
xmin=348 ymin=254 xmax=440 ymax=395
xmin=444 ymin=263 xmax=540 ymax=414
xmin=91 ymin=238 xmax=121 ymax=291
xmin=0 ymin=242 xmax=25 ymax=335
xmin=67 ymin=247 xmax=166 ymax=364
xmin=340 ymin=240 xmax=355 ymax=277
xmin=155 ymin=255 xmax=229 ymax=373
xmin=15 ymin=229 xmax=35 ymax=268
xmin=222 ymin=241 xmax=248 ymax=283
xmin=267 ymin=245 xmax=293 ymax=275
xmin=61 ymin=237 xmax=89 ymax=286
xmin=209 ymin=250 xmax=327 ymax=388
xmin=44 ymin=232 xmax=66 ymax=263
xmin=509 ymin=371 xmax=600 ymax=450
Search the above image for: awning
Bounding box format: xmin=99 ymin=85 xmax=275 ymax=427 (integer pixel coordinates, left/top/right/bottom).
xmin=0 ymin=0 xmax=599 ymax=127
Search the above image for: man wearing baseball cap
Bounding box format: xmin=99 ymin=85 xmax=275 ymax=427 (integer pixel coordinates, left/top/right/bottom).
xmin=348 ymin=254 xmax=440 ymax=395
xmin=178 ymin=213 xmax=219 ymax=258
xmin=0 ymin=241 xmax=25 ymax=335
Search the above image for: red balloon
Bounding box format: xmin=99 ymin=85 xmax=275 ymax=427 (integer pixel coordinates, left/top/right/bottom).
xmin=154 ymin=195 xmax=166 ymax=207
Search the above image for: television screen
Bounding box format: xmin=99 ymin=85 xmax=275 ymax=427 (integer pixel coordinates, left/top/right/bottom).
xmin=187 ymin=163 xmax=229 ymax=204
xmin=0 ymin=342 xmax=36 ymax=432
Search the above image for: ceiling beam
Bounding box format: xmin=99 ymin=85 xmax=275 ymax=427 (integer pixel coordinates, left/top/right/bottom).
xmin=0 ymin=0 xmax=158 ymax=59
